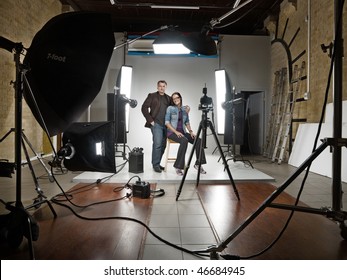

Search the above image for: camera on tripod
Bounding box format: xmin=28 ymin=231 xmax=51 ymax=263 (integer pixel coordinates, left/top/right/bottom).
xmin=198 ymin=85 xmax=213 ymax=112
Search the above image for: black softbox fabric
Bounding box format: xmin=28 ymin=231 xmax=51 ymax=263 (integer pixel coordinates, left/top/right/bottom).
xmin=23 ymin=12 xmax=115 ymax=136
xmin=224 ymin=99 xmax=246 ymax=145
xmin=62 ymin=121 xmax=115 ymax=173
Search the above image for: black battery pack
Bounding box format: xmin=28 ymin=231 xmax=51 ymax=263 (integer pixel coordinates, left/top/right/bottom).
xmin=132 ymin=181 xmax=150 ymax=198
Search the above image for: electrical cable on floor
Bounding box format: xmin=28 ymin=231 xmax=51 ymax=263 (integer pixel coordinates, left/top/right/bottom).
xmin=50 ymin=167 xmax=131 ymax=208
xmin=47 ymin=168 xmax=208 ymax=259
xmin=51 ymin=198 xmax=209 ymax=258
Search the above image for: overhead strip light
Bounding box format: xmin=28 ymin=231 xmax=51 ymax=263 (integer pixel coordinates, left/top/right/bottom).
xmin=150 ymin=5 xmax=199 ymax=10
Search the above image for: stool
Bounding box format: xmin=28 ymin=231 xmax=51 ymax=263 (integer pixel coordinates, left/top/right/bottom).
xmin=164 ymin=138 xmax=178 ymax=171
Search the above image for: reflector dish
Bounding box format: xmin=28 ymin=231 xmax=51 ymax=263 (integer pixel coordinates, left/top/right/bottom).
xmin=23 ymin=12 xmax=115 ymax=136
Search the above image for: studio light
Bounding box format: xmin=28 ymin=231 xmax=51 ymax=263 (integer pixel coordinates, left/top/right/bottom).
xmin=23 ymin=12 xmax=118 ymax=172
xmin=117 ymin=65 xmax=136 ymax=132
xmin=153 ymin=29 xmax=190 ymax=55
xmin=0 ymin=12 xmax=117 ymax=257
xmin=182 ymin=27 xmax=217 ymax=56
xmin=215 ymin=69 xmax=229 ymax=134
xmin=181 ymin=0 xmax=253 ymax=56
xmin=23 ymin=12 xmax=115 ymax=136
xmin=119 ymin=65 xmax=133 ymax=98
xmin=61 ymin=122 xmax=116 ymax=173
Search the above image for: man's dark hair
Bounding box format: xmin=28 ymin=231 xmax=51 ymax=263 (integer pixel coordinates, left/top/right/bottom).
xmin=157 ymin=80 xmax=167 ymax=86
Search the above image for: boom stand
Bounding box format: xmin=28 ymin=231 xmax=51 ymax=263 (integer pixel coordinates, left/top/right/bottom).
xmin=176 ymin=109 xmax=240 ymax=201
xmin=194 ymin=0 xmax=347 ymax=259
xmin=1 ymin=41 xmax=56 ymax=259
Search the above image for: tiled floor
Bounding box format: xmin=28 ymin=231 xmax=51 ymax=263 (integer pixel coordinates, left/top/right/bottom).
xmin=0 ymin=152 xmax=346 ymax=259
xmin=142 ymin=182 xmax=216 ymax=260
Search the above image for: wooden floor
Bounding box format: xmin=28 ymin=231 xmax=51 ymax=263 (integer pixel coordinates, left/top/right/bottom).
xmin=0 ymin=183 xmax=155 ymax=260
xmin=1 ymin=181 xmax=346 ymax=260
xmin=197 ymin=182 xmax=347 ymax=260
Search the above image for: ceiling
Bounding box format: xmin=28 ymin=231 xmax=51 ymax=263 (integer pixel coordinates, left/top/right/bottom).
xmin=59 ymin=0 xmax=282 ymax=36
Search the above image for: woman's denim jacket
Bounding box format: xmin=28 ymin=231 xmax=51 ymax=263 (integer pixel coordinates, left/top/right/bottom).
xmin=165 ymin=105 xmax=190 ymax=133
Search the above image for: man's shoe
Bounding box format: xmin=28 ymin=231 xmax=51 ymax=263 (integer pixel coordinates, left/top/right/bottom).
xmin=159 ymin=165 xmax=165 ymax=170
xmin=194 ymin=164 xmax=206 ymax=174
xmin=153 ymin=166 xmax=162 ymax=173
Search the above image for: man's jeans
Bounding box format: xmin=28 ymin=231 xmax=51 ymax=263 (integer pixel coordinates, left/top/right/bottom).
xmin=151 ymin=122 xmax=167 ymax=168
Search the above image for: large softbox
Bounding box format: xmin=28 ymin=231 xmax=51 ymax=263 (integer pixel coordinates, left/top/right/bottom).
xmin=23 ymin=12 xmax=115 ymax=136
xmin=62 ymin=121 xmax=116 ymax=172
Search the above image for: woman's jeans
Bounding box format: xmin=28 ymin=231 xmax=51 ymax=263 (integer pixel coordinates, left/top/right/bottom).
xmin=167 ymin=132 xmax=206 ymax=169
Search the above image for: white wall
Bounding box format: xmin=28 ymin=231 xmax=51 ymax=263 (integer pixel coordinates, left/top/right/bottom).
xmin=89 ymin=34 xmax=271 ymax=164
xmin=289 ymin=101 xmax=347 ymax=182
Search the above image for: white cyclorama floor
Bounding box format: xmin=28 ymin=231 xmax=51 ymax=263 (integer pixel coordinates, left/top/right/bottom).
xmin=72 ymin=154 xmax=274 ymax=185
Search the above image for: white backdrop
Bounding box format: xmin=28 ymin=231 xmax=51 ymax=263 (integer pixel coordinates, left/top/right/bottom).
xmin=85 ymin=34 xmax=271 ymax=165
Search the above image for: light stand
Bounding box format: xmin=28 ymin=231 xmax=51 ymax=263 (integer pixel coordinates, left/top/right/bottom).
xmin=0 ymin=128 xmax=54 ymax=182
xmin=0 ymin=129 xmax=57 ymax=213
xmin=224 ymin=89 xmax=254 ymax=168
xmin=0 ymin=39 xmax=41 ymax=259
xmin=176 ymin=86 xmax=240 ymax=201
xmin=194 ymin=0 xmax=347 ymax=259
xmin=2 ymin=12 xmax=116 ymax=259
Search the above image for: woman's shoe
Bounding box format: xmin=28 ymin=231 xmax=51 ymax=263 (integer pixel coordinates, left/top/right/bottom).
xmin=175 ymin=168 xmax=184 ymax=176
xmin=194 ymin=164 xmax=206 ymax=174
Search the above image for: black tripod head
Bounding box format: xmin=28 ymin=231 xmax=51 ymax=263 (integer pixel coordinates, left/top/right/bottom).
xmin=199 ymin=85 xmax=213 ymax=113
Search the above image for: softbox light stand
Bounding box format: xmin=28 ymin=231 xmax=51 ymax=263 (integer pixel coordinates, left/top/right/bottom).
xmin=0 ymin=128 xmax=54 ymax=182
xmin=194 ymin=0 xmax=347 ymax=259
xmin=0 ymin=41 xmax=41 ymax=259
xmin=1 ymin=11 xmax=115 ymax=259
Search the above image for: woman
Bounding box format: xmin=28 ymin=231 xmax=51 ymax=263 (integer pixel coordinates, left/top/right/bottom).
xmin=165 ymin=92 xmax=206 ymax=175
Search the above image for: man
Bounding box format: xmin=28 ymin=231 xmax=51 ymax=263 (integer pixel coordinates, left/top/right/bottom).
xmin=141 ymin=80 xmax=171 ymax=173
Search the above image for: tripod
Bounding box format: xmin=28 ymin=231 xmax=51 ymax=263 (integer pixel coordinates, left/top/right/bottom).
xmin=176 ymin=109 xmax=240 ymax=201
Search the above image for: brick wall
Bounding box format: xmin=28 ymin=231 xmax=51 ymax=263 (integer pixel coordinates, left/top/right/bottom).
xmin=0 ymin=0 xmax=62 ymax=161
xmin=265 ymin=0 xmax=347 ymax=144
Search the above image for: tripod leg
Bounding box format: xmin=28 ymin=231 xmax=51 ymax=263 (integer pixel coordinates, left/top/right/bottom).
xmin=26 ymin=216 xmax=35 ymax=260
xmin=195 ymin=124 xmax=208 ymax=186
xmin=208 ymin=120 xmax=240 ymax=201
xmin=21 ymin=138 xmax=57 ymax=217
xmin=21 ymin=138 xmax=43 ymax=197
xmin=176 ymin=122 xmax=203 ymax=201
xmin=211 ymin=139 xmax=330 ymax=253
xmin=21 ymin=132 xmax=54 ymax=182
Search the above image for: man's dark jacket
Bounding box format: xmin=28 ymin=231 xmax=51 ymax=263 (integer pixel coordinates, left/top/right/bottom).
xmin=141 ymin=91 xmax=171 ymax=128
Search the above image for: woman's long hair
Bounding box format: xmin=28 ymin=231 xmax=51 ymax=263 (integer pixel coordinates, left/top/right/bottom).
xmin=170 ymin=91 xmax=182 ymax=107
